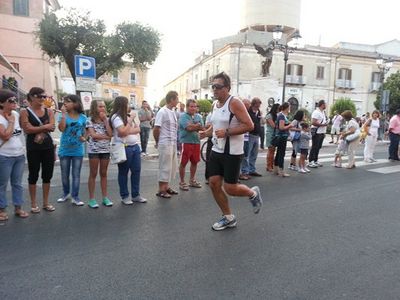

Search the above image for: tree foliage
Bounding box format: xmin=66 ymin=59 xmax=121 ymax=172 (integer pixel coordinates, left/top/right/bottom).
xmin=330 ymin=97 xmax=357 ymax=117
xmin=37 ymin=8 xmax=161 ymax=82
xmin=159 ymin=98 xmax=166 ymax=107
xmin=374 ymin=71 xmax=400 ymax=114
xmin=197 ymin=99 xmax=212 ymax=114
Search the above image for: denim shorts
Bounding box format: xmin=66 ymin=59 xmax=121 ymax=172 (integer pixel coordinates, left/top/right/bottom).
xmin=88 ymin=153 xmax=110 ymax=160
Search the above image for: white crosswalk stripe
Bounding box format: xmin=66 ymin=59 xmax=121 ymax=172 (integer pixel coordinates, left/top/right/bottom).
xmin=256 ymin=151 xmax=400 ymax=174
xmin=367 ymin=165 xmax=400 ymax=174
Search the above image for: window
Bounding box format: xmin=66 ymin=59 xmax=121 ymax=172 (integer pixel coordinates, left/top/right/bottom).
xmin=10 ymin=62 xmax=20 ymax=72
xmin=371 ymin=72 xmax=381 ymax=83
xmin=316 ymin=66 xmax=324 ymax=80
xmin=111 ymin=71 xmax=119 ymax=83
xmin=130 ymin=72 xmax=136 ymax=84
xmin=288 ymin=97 xmax=299 ymax=113
xmin=13 ymin=0 xmax=29 ymax=16
xmin=287 ymin=64 xmax=303 ymax=76
xmin=338 ymin=68 xmax=352 ymax=80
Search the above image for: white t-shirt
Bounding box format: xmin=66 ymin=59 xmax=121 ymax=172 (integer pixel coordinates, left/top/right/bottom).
xmin=111 ymin=115 xmax=139 ymax=146
xmin=332 ymin=115 xmax=343 ymax=128
xmin=311 ymin=108 xmax=328 ymax=134
xmin=368 ymin=118 xmax=380 ymax=136
xmin=0 ymin=111 xmax=25 ymax=157
xmin=154 ymin=106 xmax=178 ymax=145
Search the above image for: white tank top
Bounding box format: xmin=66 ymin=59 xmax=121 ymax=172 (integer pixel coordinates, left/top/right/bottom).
xmin=210 ymin=96 xmax=244 ymax=155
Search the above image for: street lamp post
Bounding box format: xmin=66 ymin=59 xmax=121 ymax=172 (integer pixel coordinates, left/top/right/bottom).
xmin=376 ymin=55 xmax=393 ymax=112
xmin=271 ymin=26 xmax=303 ymax=102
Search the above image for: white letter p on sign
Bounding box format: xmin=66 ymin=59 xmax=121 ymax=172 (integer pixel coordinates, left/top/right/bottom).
xmin=79 ymin=58 xmax=92 ymax=75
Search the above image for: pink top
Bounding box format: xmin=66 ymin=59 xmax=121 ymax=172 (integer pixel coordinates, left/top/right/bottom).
xmin=389 ymin=115 xmax=400 ymax=134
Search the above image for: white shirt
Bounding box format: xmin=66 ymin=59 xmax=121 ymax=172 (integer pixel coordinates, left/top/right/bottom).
xmin=210 ymin=96 xmax=244 ymax=155
xmin=332 ymin=115 xmax=343 ymax=128
xmin=154 ymin=106 xmax=178 ymax=145
xmin=111 ymin=115 xmax=140 ymax=146
xmin=0 ymin=111 xmax=25 ymax=157
xmin=369 ymin=118 xmax=380 ymax=136
xmin=311 ymin=108 xmax=328 ymax=134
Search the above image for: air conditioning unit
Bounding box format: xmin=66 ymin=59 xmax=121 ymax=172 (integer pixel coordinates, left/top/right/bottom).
xmin=104 ymin=89 xmax=109 ymax=93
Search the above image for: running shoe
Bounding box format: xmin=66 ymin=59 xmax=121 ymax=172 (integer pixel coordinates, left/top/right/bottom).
xmin=249 ymin=186 xmax=263 ymax=214
xmin=212 ymin=215 xmax=237 ymax=231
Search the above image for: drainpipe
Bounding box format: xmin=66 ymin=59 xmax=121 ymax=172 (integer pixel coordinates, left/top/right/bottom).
xmin=237 ymin=44 xmax=242 ymax=95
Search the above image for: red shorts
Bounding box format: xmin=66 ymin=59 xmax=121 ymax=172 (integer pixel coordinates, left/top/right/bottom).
xmin=181 ymin=143 xmax=200 ymax=165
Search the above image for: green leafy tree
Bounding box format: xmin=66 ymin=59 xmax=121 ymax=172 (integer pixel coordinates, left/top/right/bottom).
xmin=374 ymin=71 xmax=400 ymax=114
xmin=159 ymin=98 xmax=166 ymax=107
xmin=330 ymin=97 xmax=356 ymax=117
xmin=37 ymin=8 xmax=161 ymax=82
xmin=197 ymin=99 xmax=212 ymax=114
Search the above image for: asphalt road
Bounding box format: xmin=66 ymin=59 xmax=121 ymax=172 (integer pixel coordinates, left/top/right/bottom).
xmin=1 ymin=142 xmax=400 ymax=299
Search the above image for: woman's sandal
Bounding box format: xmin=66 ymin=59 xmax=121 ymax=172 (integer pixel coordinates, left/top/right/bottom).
xmin=14 ymin=210 xmax=29 ymax=218
xmin=156 ymin=191 xmax=172 ymax=199
xmin=0 ymin=211 xmax=8 ymax=221
xmin=43 ymin=205 xmax=55 ymax=212
xmin=179 ymin=182 xmax=189 ymax=191
xmin=31 ymin=206 xmax=41 ymax=214
xmin=189 ymin=180 xmax=202 ymax=188
xmin=166 ymin=188 xmax=178 ymax=195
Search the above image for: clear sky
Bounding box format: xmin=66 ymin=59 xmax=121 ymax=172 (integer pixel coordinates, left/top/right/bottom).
xmin=58 ymin=0 xmax=400 ymax=104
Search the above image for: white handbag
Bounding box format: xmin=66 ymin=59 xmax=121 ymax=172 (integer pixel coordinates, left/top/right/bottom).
xmin=110 ymin=139 xmax=126 ymax=164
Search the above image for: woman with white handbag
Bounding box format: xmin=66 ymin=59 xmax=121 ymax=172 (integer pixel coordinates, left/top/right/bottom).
xmin=341 ymin=110 xmax=360 ymax=169
xmin=109 ymin=96 xmax=147 ymax=205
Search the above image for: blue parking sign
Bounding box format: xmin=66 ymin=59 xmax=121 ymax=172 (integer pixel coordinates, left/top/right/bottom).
xmin=74 ymin=55 xmax=96 ymax=78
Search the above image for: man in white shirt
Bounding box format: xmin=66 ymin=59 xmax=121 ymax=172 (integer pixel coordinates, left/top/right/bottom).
xmin=153 ymin=91 xmax=179 ymax=198
xmin=308 ymin=100 xmax=328 ymax=168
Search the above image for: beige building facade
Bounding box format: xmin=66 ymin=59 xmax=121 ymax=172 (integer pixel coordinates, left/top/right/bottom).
xmin=0 ymin=0 xmax=60 ymax=96
xmin=165 ymin=37 xmax=399 ymax=116
xmin=96 ymin=64 xmax=148 ymax=108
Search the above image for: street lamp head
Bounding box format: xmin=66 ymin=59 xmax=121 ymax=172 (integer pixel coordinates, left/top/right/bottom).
xmin=287 ymin=30 xmax=304 ymax=49
xmin=385 ymin=59 xmax=393 ymax=69
xmin=376 ymin=57 xmax=384 ymax=66
xmin=272 ymin=25 xmax=283 ymax=41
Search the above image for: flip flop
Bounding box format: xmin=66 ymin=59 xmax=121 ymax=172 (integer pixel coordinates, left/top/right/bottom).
xmin=166 ymin=188 xmax=178 ymax=195
xmin=14 ymin=210 xmax=29 ymax=218
xmin=43 ymin=205 xmax=55 ymax=212
xmin=0 ymin=211 xmax=8 ymax=221
xmin=179 ymin=182 xmax=189 ymax=191
xmin=189 ymin=180 xmax=202 ymax=188
xmin=156 ymin=192 xmax=172 ymax=199
xmin=31 ymin=206 xmax=41 ymax=214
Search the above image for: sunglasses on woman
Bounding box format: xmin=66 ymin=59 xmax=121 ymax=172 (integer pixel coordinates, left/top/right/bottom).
xmin=7 ymin=97 xmax=17 ymax=103
xmin=35 ymin=94 xmax=48 ymax=99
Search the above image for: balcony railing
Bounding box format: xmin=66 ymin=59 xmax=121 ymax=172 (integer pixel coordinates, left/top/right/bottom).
xmin=336 ymin=79 xmax=356 ymax=89
xmin=200 ymin=78 xmax=210 ymax=88
xmin=369 ymin=82 xmax=382 ymax=92
xmin=286 ymin=75 xmax=307 ymax=85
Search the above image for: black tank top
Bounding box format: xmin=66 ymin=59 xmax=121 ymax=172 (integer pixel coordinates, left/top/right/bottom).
xmin=26 ymin=108 xmax=54 ymax=150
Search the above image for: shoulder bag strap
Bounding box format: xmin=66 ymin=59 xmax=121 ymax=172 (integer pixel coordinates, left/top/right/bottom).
xmin=224 ymin=96 xmax=235 ymax=154
xmin=26 ymin=107 xmax=43 ymax=126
